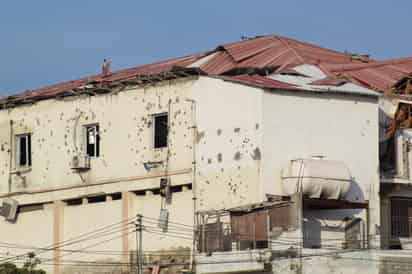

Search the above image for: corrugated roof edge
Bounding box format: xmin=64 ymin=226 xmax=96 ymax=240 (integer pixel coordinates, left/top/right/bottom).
xmin=0 ymin=67 xmax=205 ymax=110
xmin=211 ymin=75 xmax=381 ymax=98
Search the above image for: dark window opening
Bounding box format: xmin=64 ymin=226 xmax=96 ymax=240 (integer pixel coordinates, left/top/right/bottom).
xmin=152 ymin=188 xmax=161 ymax=195
xmin=133 ymin=190 xmax=146 ymax=196
xmin=110 ymin=193 xmax=122 ymax=201
xmin=154 ymin=114 xmax=168 ymax=148
xmin=66 ymin=198 xmax=83 ymax=206
xmin=170 ymin=185 xmax=183 ymax=193
xmin=85 ymin=124 xmax=100 ymax=157
xmin=391 ymin=198 xmax=412 ymax=237
xmin=18 ymin=203 xmax=44 ymax=213
xmin=16 ymin=134 xmax=31 ymax=167
xmin=88 ymin=195 xmax=106 ymax=204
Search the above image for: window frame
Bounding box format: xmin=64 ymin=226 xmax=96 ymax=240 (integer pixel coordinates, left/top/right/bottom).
xmin=391 ymin=197 xmax=412 ymax=238
xmin=152 ymin=113 xmax=169 ymax=149
xmin=83 ymin=124 xmax=100 ymax=158
xmin=15 ymin=133 xmax=32 ymax=168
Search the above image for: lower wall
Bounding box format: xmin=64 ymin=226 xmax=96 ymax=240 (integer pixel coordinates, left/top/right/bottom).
xmin=0 ymin=185 xmax=194 ymax=274
xmin=197 ymin=250 xmax=412 ymax=274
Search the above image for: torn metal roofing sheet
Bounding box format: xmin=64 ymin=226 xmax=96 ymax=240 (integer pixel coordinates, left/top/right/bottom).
xmin=219 ymin=75 xmax=300 ymax=91
xmin=1 ymin=34 xmax=400 ymax=107
xmin=0 ymin=54 xmax=207 ymax=105
xmin=323 ymin=57 xmax=412 ymax=91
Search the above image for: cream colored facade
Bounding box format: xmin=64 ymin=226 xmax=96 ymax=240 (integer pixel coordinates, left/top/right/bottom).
xmin=0 ymin=76 xmax=380 ymax=273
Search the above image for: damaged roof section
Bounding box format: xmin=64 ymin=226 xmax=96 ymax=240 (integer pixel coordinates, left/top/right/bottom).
xmin=323 ymin=57 xmax=412 ymax=91
xmin=3 ymin=34 xmax=411 ymax=108
xmin=0 ymin=67 xmax=204 ymax=109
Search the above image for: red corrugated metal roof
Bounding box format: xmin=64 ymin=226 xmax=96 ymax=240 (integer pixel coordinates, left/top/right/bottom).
xmin=323 ymin=57 xmax=412 ymax=90
xmin=3 ymin=53 xmax=208 ymax=103
xmin=3 ymin=35 xmax=411 ymax=105
xmin=219 ymin=74 xmax=300 ymax=91
xmin=200 ymin=35 xmax=357 ymax=74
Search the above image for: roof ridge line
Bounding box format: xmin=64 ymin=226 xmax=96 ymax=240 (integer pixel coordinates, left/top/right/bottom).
xmin=275 ymin=36 xmax=305 ymax=64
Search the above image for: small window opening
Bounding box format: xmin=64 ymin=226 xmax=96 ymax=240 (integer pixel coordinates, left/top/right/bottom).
xmin=110 ymin=193 xmax=122 ymax=200
xmin=66 ymin=198 xmax=83 ymax=206
xmin=133 ymin=190 xmax=146 ymax=196
xmin=85 ymin=124 xmax=100 ymax=157
xmin=153 ymin=114 xmax=168 ymax=148
xmin=16 ymin=134 xmax=31 ymax=167
xmin=171 ymin=185 xmax=183 ymax=193
xmin=88 ymin=195 xmax=106 ymax=204
xmin=18 ymin=203 xmax=44 ymax=213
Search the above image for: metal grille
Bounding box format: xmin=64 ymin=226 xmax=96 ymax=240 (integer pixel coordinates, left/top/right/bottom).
xmin=391 ymin=198 xmax=412 ymax=237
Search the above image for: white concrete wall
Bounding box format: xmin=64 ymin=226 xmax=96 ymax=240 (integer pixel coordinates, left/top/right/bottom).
xmin=193 ymin=77 xmax=264 ymax=211
xmin=0 ymin=78 xmax=195 ymax=197
xmin=0 ymin=79 xmax=197 ymax=274
xmin=261 ymin=90 xmax=380 ymax=244
xmin=0 ymin=205 xmax=54 ymax=273
xmin=0 ymin=76 xmax=381 ymax=273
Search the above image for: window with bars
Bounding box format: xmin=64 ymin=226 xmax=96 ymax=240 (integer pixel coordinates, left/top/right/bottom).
xmin=16 ymin=134 xmax=31 ymax=168
xmin=391 ymin=198 xmax=412 ymax=237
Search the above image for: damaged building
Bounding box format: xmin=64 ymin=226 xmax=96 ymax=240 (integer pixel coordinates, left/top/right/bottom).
xmin=0 ymin=35 xmax=410 ymax=274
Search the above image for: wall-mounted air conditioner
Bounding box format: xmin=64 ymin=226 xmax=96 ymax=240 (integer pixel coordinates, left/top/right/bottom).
xmin=0 ymin=198 xmax=19 ymax=222
xmin=71 ymin=155 xmax=91 ymax=170
xmin=395 ymin=129 xmax=412 ymax=179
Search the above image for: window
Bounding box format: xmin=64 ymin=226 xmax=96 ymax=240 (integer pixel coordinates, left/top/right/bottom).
xmin=85 ymin=124 xmax=100 ymax=157
xmin=153 ymin=113 xmax=168 ymax=148
xmin=391 ymin=198 xmax=412 ymax=237
xmin=16 ymin=134 xmax=31 ymax=167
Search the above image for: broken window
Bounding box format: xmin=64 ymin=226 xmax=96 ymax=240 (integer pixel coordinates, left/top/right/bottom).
xmin=391 ymin=198 xmax=412 ymax=237
xmin=153 ymin=113 xmax=168 ymax=148
xmin=85 ymin=124 xmax=100 ymax=157
xmin=16 ymin=134 xmax=31 ymax=167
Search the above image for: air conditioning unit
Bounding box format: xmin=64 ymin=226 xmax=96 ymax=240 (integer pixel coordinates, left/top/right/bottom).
xmin=71 ymin=155 xmax=91 ymax=170
xmin=395 ymin=129 xmax=412 ymax=178
xmin=0 ymin=198 xmax=19 ymax=222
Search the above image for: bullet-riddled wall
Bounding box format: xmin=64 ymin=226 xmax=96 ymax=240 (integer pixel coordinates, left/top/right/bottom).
xmin=0 ymin=78 xmax=195 ymax=195
xmin=193 ymin=77 xmax=264 ymax=211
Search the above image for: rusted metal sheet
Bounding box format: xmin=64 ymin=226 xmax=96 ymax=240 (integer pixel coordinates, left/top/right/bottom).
xmin=269 ymin=205 xmax=293 ymax=230
xmin=231 ymin=210 xmax=267 ymax=241
xmin=198 ymin=222 xmax=224 ymax=253
xmin=6 ymin=34 xmax=409 ymax=107
xmin=200 ymin=51 xmax=237 ymax=75
xmin=324 ymin=57 xmax=412 ymax=91
xmin=220 ymin=35 xmax=353 ymax=68
xmin=0 ymin=53 xmax=207 ymax=106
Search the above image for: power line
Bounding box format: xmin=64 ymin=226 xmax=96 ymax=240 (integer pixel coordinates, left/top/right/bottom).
xmin=1 ymin=216 xmax=137 ymax=263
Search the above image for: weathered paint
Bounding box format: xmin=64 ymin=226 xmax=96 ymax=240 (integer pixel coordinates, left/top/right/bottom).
xmin=261 ymin=90 xmax=380 ymax=247
xmin=0 ymin=76 xmax=381 ymax=273
xmin=193 ymin=77 xmax=264 ymax=211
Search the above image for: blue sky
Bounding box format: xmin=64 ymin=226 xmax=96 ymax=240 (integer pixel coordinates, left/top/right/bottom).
xmin=0 ymin=0 xmax=411 ymax=95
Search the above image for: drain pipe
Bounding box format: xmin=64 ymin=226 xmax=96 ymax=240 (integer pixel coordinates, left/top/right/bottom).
xmin=186 ymin=98 xmax=197 ymax=273
xmin=8 ymin=120 xmax=13 ymax=193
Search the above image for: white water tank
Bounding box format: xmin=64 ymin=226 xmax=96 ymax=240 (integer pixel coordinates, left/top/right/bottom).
xmin=282 ymin=159 xmax=352 ymax=200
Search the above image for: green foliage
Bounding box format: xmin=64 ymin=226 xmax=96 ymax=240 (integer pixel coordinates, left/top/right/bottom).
xmin=0 ymin=252 xmax=46 ymax=274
